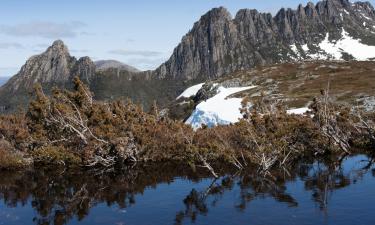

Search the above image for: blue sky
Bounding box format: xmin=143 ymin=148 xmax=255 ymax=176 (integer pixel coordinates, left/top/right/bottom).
xmin=0 ymin=0 xmax=373 ymax=77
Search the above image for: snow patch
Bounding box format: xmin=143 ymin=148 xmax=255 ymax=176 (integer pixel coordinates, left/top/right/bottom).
xmin=287 ymin=107 xmax=310 ymax=115
xmin=318 ymin=33 xmax=343 ymax=59
xmin=316 ymin=28 xmax=375 ymax=60
xmin=186 ymin=85 xmax=256 ymax=129
xmin=361 ymin=13 xmax=371 ymax=20
xmin=177 ymin=83 xmax=205 ymax=99
xmin=290 ymin=44 xmax=298 ymax=53
xmin=302 ymin=44 xmax=309 ymax=52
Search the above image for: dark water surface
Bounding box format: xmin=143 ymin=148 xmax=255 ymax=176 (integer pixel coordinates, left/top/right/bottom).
xmin=0 ymin=155 xmax=374 ymax=225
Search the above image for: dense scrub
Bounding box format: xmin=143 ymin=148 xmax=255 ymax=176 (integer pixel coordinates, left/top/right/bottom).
xmin=0 ymin=78 xmax=374 ymax=176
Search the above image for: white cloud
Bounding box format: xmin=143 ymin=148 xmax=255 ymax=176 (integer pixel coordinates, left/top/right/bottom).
xmin=0 ymin=42 xmax=24 ymax=49
xmin=0 ymin=21 xmax=88 ymax=39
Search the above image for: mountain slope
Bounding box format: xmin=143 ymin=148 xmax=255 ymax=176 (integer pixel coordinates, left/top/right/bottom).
xmin=155 ymin=0 xmax=375 ymax=80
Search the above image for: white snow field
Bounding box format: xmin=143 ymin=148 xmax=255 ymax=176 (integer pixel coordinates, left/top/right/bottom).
xmin=176 ymin=83 xmax=205 ymax=99
xmin=319 ymin=29 xmax=375 ymax=60
xmin=185 ymin=85 xmax=256 ymax=129
xmin=291 ymin=28 xmax=375 ymax=60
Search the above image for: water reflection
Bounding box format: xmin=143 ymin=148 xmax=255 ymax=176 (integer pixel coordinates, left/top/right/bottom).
xmin=0 ymin=155 xmax=374 ymax=225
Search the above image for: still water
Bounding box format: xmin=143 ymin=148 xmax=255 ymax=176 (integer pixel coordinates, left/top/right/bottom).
xmin=0 ymin=155 xmax=374 ymax=225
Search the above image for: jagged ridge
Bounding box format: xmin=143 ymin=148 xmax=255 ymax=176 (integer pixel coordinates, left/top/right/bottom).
xmin=155 ymin=0 xmax=375 ymax=80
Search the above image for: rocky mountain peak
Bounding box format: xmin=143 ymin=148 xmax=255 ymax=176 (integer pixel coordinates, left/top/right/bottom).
xmin=203 ymin=7 xmax=232 ymax=21
xmin=154 ymin=0 xmax=375 ymax=81
xmin=305 ymin=2 xmax=319 ymax=17
xmin=45 ymin=39 xmax=70 ymax=57
xmin=0 ymin=40 xmax=96 ymax=95
xmin=51 ymin=39 xmax=68 ymax=49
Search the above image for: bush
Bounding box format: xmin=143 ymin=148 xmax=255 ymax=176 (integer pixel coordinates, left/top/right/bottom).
xmin=32 ymin=146 xmax=81 ymax=165
xmin=0 ymin=140 xmax=30 ymax=169
xmin=0 ymin=77 xmax=373 ymax=175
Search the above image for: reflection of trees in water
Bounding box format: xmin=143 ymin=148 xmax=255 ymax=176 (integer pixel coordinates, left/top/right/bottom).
xmin=175 ymin=176 xmax=236 ymax=225
xmin=174 ymin=168 xmax=299 ymax=225
xmin=174 ymin=155 xmax=375 ymax=225
xmin=0 ymin=155 xmax=374 ymax=225
xmin=0 ymin=164 xmax=207 ymax=225
xmin=304 ymin=155 xmax=375 ymax=210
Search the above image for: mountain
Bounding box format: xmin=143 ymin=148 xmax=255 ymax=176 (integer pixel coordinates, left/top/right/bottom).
xmin=0 ymin=40 xmax=96 ymax=112
xmin=5 ymin=40 xmax=95 ymax=92
xmin=94 ymin=60 xmax=140 ymax=73
xmin=155 ymin=0 xmax=375 ymax=80
xmin=1 ymin=0 xmax=375 ymax=113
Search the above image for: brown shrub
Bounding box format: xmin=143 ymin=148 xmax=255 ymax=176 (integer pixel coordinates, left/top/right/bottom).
xmin=0 ymin=140 xmax=30 ymax=169
xmin=0 ymin=77 xmax=373 ymax=174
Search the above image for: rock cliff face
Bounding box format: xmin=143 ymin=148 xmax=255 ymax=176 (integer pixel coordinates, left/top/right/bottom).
xmin=1 ymin=40 xmax=95 ymax=94
xmin=155 ymin=0 xmax=375 ymax=80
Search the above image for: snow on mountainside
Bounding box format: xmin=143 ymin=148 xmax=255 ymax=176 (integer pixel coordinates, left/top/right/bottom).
xmin=154 ymin=0 xmax=375 ymax=81
xmin=185 ymin=85 xmax=256 ymax=129
xmin=177 ymin=83 xmax=205 ymax=99
xmin=291 ymin=28 xmax=375 ymax=60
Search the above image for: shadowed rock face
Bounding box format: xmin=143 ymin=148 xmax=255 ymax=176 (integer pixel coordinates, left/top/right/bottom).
xmin=154 ymin=0 xmax=375 ymax=80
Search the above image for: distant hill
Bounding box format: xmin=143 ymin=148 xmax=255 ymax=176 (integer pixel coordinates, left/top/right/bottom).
xmin=94 ymin=60 xmax=140 ymax=73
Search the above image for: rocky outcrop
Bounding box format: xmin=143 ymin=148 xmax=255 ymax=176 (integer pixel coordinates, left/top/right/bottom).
xmin=154 ymin=0 xmax=375 ymax=80
xmin=73 ymin=57 xmax=96 ymax=84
